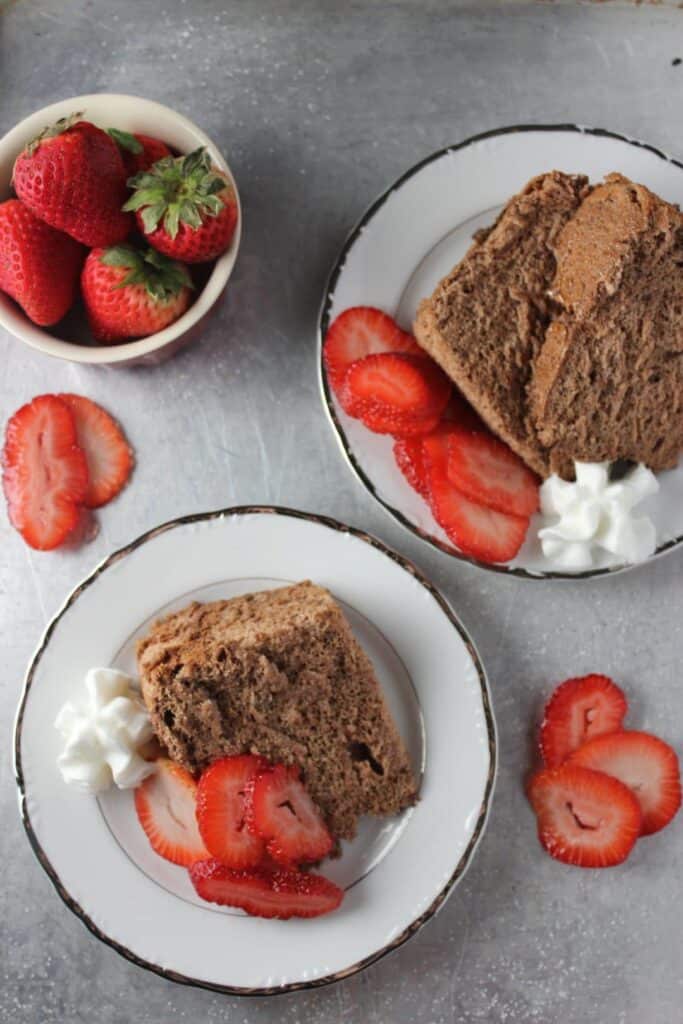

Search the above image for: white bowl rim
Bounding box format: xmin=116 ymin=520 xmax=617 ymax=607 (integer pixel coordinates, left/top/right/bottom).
xmin=0 ymin=93 xmax=242 ymax=364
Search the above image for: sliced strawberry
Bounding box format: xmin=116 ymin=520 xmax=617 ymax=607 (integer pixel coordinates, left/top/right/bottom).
xmin=323 ymin=306 xmax=421 ymax=396
xmin=58 ymin=394 xmax=133 ymax=508
xmin=569 ymin=731 xmax=681 ymax=836
xmin=189 ymin=860 xmax=344 ymax=919
xmin=361 ymin=405 xmax=441 ymax=437
xmin=196 ymin=755 xmax=268 ymax=869
xmin=246 ymin=763 xmax=334 ymax=866
xmin=134 ymin=758 xmax=208 ymax=867
xmin=2 ymin=394 xmax=89 ymax=550
xmin=393 ymin=436 xmax=429 ymax=497
xmin=423 ymin=426 xmax=529 ymax=563
xmin=527 ymin=764 xmax=641 ymax=868
xmin=539 ymin=674 xmax=628 ymax=768
xmin=447 ymin=425 xmax=539 ymax=517
xmin=341 ymin=352 xmax=450 ymax=423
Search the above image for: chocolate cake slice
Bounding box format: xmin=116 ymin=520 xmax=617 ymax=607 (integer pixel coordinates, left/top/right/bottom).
xmin=414 ymin=171 xmax=589 ymax=477
xmin=137 ymin=581 xmax=417 ymax=840
xmin=531 ymin=173 xmax=683 ymax=477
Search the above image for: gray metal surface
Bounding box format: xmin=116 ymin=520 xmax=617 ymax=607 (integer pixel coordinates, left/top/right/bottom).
xmin=1 ymin=2 xmax=682 ymax=1022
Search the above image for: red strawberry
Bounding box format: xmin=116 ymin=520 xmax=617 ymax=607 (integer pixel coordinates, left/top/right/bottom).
xmin=527 ymin=764 xmax=641 ymax=868
xmin=13 ymin=115 xmax=132 ymax=247
xmin=539 ymin=674 xmax=628 ymax=769
xmin=360 ymin=406 xmax=441 ymax=437
xmin=569 ymin=731 xmax=681 ymax=836
xmin=58 ymin=395 xmax=133 ymax=508
xmin=134 ymin=758 xmax=208 ymax=867
xmin=189 ymin=860 xmax=343 ymax=919
xmin=246 ymin=763 xmax=334 ymax=866
xmin=107 ymin=128 xmax=172 ymax=175
xmin=423 ymin=427 xmax=529 ymax=563
xmin=0 ymin=199 xmax=84 ymax=326
xmin=393 ymin=435 xmax=429 ymax=497
xmin=196 ymin=755 xmax=268 ymax=869
xmin=123 ymin=147 xmax=238 ymax=263
xmin=341 ymin=352 xmax=451 ymax=422
xmin=323 ymin=307 xmax=422 ymax=395
xmin=81 ymin=244 xmax=193 ymax=343
xmin=2 ymin=395 xmax=88 ymax=550
xmin=447 ymin=425 xmax=540 ymax=517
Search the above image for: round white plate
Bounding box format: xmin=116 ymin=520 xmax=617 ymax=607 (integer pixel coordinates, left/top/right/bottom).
xmin=15 ymin=506 xmax=495 ymax=995
xmin=318 ymin=125 xmax=683 ymax=579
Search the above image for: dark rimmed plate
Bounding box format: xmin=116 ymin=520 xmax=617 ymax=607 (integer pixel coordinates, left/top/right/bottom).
xmin=15 ymin=506 xmax=495 ymax=994
xmin=318 ymin=125 xmax=683 ymax=579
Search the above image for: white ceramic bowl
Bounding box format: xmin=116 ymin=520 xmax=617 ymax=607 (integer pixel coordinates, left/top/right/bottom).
xmin=0 ymin=94 xmax=242 ymax=366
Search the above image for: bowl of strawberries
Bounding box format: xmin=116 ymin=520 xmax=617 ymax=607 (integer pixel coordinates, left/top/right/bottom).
xmin=0 ymin=94 xmax=241 ymax=365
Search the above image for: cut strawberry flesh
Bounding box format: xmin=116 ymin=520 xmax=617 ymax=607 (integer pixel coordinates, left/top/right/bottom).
xmin=528 ymin=764 xmax=642 ymax=868
xmin=189 ymin=860 xmax=344 ymax=919
xmin=134 ymin=758 xmax=208 ymax=867
xmin=342 ymin=352 xmax=450 ymax=421
xmin=58 ymin=393 xmax=133 ymax=508
xmin=447 ymin=425 xmax=539 ymax=517
xmin=569 ymin=731 xmax=681 ymax=836
xmin=2 ymin=394 xmax=89 ymax=550
xmin=361 ymin=405 xmax=441 ymax=438
xmin=323 ymin=306 xmax=421 ymax=396
xmin=393 ymin=436 xmax=429 ymax=497
xmin=539 ymin=674 xmax=628 ymax=768
xmin=196 ymin=754 xmax=267 ymax=869
xmin=423 ymin=426 xmax=529 ymax=563
xmin=246 ymin=763 xmax=334 ymax=866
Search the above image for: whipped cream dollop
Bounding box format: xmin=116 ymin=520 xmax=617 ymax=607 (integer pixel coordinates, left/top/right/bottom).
xmin=538 ymin=461 xmax=659 ymax=571
xmin=55 ymin=668 xmax=155 ymax=793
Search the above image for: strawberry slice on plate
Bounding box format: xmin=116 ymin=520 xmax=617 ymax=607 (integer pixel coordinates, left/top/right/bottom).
xmin=2 ymin=394 xmax=89 ymax=550
xmin=423 ymin=426 xmax=529 ymax=563
xmin=569 ymin=731 xmax=681 ymax=836
xmin=323 ymin=306 xmax=421 ymax=395
xmin=58 ymin=394 xmax=133 ymax=508
xmin=539 ymin=674 xmax=628 ymax=768
xmin=341 ymin=352 xmax=450 ymax=423
xmin=246 ymin=763 xmax=334 ymax=866
xmin=135 ymin=758 xmax=208 ymax=867
xmin=527 ymin=764 xmax=642 ymax=868
xmin=447 ymin=424 xmax=539 ymax=517
xmin=361 ymin=405 xmax=441 ymax=438
xmin=189 ymin=860 xmax=344 ymax=919
xmin=196 ymin=754 xmax=268 ymax=869
xmin=393 ymin=435 xmax=430 ymax=497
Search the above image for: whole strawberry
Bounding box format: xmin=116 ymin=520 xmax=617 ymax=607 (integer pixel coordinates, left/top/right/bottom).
xmin=123 ymin=147 xmax=238 ymax=263
xmin=0 ymin=199 xmax=84 ymax=326
xmin=81 ymin=244 xmax=193 ymax=343
xmin=13 ymin=114 xmax=132 ymax=247
xmin=107 ymin=128 xmax=172 ymax=176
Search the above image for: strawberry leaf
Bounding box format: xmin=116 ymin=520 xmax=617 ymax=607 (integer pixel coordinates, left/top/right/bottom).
xmin=122 ymin=146 xmax=228 ymax=238
xmin=100 ymin=244 xmax=193 ymax=300
xmin=107 ymin=128 xmax=144 ymax=155
xmin=140 ymin=203 xmax=166 ymax=234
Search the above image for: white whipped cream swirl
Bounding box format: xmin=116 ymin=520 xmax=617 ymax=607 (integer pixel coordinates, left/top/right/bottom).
xmin=55 ymin=668 xmax=155 ymax=793
xmin=538 ymin=462 xmax=659 ymax=571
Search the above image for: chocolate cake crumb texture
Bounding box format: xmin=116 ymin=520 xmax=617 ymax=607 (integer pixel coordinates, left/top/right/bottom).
xmin=137 ymin=581 xmax=417 ymax=841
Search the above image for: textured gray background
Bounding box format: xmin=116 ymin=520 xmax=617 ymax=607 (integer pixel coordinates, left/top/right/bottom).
xmin=2 ymin=1 xmax=683 ymax=1022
